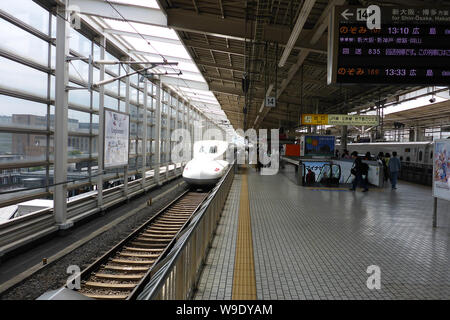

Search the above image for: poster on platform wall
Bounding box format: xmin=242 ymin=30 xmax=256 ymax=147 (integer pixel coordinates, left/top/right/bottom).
xmin=104 ymin=109 xmax=130 ymax=168
xmin=432 ymin=139 xmax=450 ymax=201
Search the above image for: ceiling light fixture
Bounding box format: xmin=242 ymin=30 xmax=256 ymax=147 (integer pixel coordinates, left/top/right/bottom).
xmin=278 ymin=0 xmax=317 ymax=68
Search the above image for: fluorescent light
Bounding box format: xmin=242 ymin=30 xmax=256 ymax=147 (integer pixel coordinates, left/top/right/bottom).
xmin=266 ymin=83 xmax=274 ymax=95
xmin=278 ymin=0 xmax=316 ymax=68
xmin=259 ymin=102 xmax=265 ymax=113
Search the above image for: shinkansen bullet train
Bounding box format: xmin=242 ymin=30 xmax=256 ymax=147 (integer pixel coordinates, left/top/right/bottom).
xmin=182 ymin=140 xmax=230 ymax=186
xmin=345 ymin=141 xmax=434 ymax=164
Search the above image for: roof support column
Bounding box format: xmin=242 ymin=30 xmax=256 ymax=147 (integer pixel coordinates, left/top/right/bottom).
xmin=174 ymin=98 xmax=180 ymax=173
xmin=166 ymin=93 xmax=171 ymax=180
xmin=54 ymin=2 xmax=71 ymax=229
xmin=154 ymin=80 xmax=162 ymax=185
xmin=123 ymin=62 xmax=130 ymax=196
xmin=97 ymin=36 xmax=106 ymax=208
xmin=187 ymin=103 xmax=191 ymax=163
xmin=341 ymin=126 xmax=348 ymax=152
xmin=142 ymin=79 xmax=148 ymax=188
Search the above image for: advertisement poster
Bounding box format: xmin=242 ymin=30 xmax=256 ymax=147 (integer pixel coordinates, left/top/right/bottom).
xmin=302 ymin=161 xmax=330 ymax=182
xmin=303 ymin=135 xmax=335 ymax=156
xmin=433 ymin=139 xmax=450 ymax=201
xmin=104 ymin=109 xmax=129 ymax=168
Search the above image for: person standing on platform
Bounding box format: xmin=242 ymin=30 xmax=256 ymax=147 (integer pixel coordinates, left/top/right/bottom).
xmin=350 ymin=151 xmax=369 ymax=192
xmin=388 ymin=151 xmax=401 ymax=189
xmin=342 ymin=149 xmax=351 ymax=159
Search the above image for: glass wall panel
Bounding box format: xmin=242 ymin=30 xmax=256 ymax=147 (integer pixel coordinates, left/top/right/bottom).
xmin=0 ymin=95 xmax=52 ymax=131
xmin=69 ymin=58 xmax=90 ymax=83
xmin=0 ymin=56 xmax=48 ymax=98
xmin=104 ymin=94 xmax=118 ymax=110
xmin=68 ymin=135 xmax=91 ymax=158
xmin=104 ymin=52 xmax=118 ymax=75
xmin=69 ymin=28 xmax=91 ymax=57
xmin=138 ymin=90 xmax=144 ymax=105
xmin=130 ymin=122 xmax=137 ymax=136
xmin=0 ymin=0 xmax=49 ymax=34
xmin=0 ymin=19 xmax=49 ymax=66
xmin=68 ymin=109 xmax=92 ymax=133
xmin=147 ymin=111 xmax=155 ymax=125
xmin=104 ymin=73 xmax=119 ymax=96
xmin=130 ymin=105 xmax=138 ymax=120
xmin=0 ymin=133 xmax=48 ymax=162
xmin=130 ymin=74 xmax=138 ymax=87
xmin=130 ymin=140 xmax=137 ymax=155
xmin=119 ymin=100 xmax=126 ymax=112
xmin=130 ymin=86 xmax=138 ymax=104
xmin=68 ymin=84 xmax=91 ymax=108
xmin=92 ymin=91 xmax=99 ymax=110
xmin=119 ymin=80 xmax=127 ymax=98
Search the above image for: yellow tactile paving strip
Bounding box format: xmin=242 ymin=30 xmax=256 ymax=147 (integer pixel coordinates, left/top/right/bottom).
xmin=232 ymin=169 xmax=257 ymax=300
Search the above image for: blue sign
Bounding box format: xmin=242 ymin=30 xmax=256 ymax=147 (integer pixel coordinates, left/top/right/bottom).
xmin=304 ymin=135 xmax=335 ymax=156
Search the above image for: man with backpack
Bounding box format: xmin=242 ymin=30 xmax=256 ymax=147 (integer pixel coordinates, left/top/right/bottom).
xmin=349 ymin=151 xmax=369 ymax=192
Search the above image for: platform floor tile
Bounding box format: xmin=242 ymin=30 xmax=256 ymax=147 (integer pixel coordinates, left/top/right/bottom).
xmin=249 ymin=166 xmax=449 ymax=300
xmin=193 ymin=176 xmax=242 ymax=300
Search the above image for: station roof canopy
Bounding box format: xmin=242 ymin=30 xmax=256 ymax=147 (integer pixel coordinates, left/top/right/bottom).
xmin=60 ymin=0 xmax=234 ymax=134
xmin=57 ymin=0 xmax=450 ymax=132
xmin=384 ymin=99 xmax=450 ymax=129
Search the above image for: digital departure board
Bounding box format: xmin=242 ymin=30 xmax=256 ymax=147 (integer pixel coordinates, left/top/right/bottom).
xmin=328 ymin=6 xmax=450 ymax=85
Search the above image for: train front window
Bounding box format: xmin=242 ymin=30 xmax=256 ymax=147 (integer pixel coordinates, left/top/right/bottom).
xmin=209 ymin=146 xmax=217 ymax=154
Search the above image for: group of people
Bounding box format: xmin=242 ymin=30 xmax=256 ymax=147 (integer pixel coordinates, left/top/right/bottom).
xmin=348 ymin=150 xmax=401 ymax=192
xmin=377 ymin=151 xmax=401 ymax=190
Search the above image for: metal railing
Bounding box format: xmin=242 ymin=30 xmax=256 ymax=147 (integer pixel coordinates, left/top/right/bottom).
xmin=0 ymin=164 xmax=184 ymax=259
xmin=135 ymin=163 xmax=235 ymax=300
xmin=399 ymin=162 xmax=432 ymax=186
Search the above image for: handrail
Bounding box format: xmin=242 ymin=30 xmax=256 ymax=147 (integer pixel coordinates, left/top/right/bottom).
xmin=0 ymin=165 xmax=184 ymax=258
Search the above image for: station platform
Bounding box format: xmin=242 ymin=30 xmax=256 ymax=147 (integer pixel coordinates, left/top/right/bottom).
xmin=194 ymin=166 xmax=449 ymax=300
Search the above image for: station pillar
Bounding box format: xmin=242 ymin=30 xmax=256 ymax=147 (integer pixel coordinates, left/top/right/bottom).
xmin=54 ymin=2 xmax=72 ymax=230
xmin=341 ymin=125 xmax=348 ymax=151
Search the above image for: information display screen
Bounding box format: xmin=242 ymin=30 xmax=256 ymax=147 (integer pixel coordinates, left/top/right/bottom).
xmin=328 ymin=6 xmax=450 ymax=84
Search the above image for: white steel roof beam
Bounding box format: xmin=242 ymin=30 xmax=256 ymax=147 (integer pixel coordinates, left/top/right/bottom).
xmin=129 ymin=50 xmax=193 ymax=64
xmin=69 ymin=0 xmax=167 ymax=27
xmin=160 ymin=76 xmax=209 ymax=91
xmin=104 ymin=28 xmax=180 ymax=45
xmin=189 ymin=99 xmax=221 ymax=105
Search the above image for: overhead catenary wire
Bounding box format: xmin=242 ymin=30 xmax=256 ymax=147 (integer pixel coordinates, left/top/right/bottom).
xmin=103 ymin=0 xmax=225 ymax=129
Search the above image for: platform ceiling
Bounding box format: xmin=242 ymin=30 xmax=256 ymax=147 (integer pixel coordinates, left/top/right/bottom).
xmin=155 ymin=0 xmax=450 ymax=131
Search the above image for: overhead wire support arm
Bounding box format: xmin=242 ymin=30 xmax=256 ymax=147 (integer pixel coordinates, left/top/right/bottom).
xmin=92 ymin=61 xmax=178 ymax=89
xmin=65 ymin=55 xmax=179 ymax=91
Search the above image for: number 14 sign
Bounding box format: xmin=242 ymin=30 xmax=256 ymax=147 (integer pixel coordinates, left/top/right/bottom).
xmin=265 ymin=96 xmax=276 ymax=107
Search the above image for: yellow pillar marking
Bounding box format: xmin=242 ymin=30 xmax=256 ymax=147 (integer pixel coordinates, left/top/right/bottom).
xmin=232 ymin=169 xmax=257 ymax=300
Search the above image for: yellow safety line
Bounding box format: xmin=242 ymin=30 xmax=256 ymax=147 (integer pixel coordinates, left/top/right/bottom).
xmin=232 ymin=169 xmax=257 ymax=300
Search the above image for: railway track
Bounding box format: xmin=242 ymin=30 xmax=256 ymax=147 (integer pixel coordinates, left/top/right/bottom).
xmin=76 ymin=191 xmax=208 ymax=300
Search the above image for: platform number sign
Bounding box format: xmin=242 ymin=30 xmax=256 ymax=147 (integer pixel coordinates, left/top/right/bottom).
xmin=265 ymin=96 xmax=276 ymax=108
xmin=356 ymin=5 xmax=381 ymax=29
